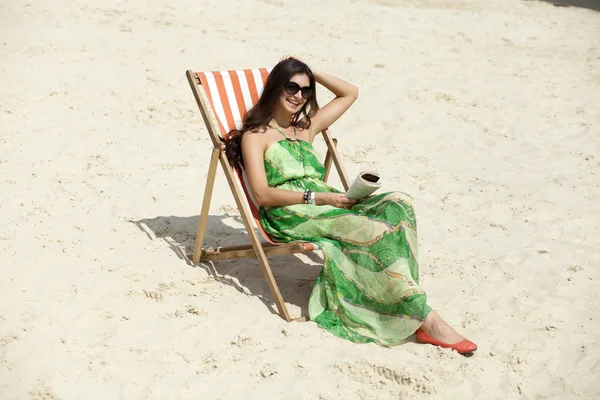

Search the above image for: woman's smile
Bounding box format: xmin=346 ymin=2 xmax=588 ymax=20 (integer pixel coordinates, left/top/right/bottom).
xmin=286 ymin=98 xmax=301 ymax=108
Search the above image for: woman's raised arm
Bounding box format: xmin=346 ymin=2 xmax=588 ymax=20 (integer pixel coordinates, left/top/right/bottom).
xmin=309 ymin=70 xmax=358 ymax=137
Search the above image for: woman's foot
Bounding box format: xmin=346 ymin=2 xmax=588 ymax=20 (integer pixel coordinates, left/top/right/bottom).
xmin=420 ymin=311 xmax=465 ymax=343
xmin=417 ymin=311 xmax=477 ymax=354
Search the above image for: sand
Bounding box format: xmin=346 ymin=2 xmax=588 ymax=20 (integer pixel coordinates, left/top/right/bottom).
xmin=1 ymin=0 xmax=599 ymax=398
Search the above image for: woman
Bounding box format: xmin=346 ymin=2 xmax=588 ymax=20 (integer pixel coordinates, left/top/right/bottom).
xmin=225 ymin=57 xmax=477 ymax=353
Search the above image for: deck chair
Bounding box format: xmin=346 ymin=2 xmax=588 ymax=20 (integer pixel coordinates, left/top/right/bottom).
xmin=186 ymin=68 xmax=351 ymax=322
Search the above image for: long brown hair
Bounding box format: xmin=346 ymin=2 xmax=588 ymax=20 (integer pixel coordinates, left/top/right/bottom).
xmin=224 ymin=58 xmax=319 ymax=169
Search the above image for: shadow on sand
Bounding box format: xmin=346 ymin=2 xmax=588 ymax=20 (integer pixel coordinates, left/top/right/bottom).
xmin=132 ymin=213 xmax=323 ymax=318
xmin=535 ymin=0 xmax=600 ymax=11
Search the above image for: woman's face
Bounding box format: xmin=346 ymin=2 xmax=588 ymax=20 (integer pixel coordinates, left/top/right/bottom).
xmin=278 ymin=73 xmax=310 ymax=115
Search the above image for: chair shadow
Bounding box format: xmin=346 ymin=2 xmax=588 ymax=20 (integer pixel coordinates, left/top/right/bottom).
xmin=537 ymin=0 xmax=600 ymax=11
xmin=131 ymin=213 xmax=323 ymax=318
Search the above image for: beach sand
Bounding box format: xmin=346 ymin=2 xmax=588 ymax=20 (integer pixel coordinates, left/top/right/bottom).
xmin=1 ymin=0 xmax=599 ymax=398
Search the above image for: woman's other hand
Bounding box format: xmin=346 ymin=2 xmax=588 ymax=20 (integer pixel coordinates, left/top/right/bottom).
xmin=317 ymin=192 xmax=359 ymax=209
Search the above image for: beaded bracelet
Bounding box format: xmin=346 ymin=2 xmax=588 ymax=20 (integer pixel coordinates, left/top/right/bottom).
xmin=303 ymin=189 xmax=316 ymax=205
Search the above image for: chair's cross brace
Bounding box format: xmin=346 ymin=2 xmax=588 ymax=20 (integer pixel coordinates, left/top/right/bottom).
xmin=190 ymin=242 xmax=316 ymax=262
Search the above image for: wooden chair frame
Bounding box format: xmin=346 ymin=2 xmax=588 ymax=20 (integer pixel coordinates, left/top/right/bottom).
xmin=186 ymin=69 xmax=351 ymax=322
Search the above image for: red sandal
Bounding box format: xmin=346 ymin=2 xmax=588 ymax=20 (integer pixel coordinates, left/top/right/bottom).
xmin=416 ymin=329 xmax=477 ymax=354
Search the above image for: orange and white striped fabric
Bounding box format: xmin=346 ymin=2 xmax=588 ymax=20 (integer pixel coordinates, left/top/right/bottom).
xmin=195 ymin=69 xmax=316 ymax=251
xmin=196 ymin=69 xmax=271 ymax=140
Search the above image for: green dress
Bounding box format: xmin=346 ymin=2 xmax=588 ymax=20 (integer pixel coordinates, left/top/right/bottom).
xmin=258 ymin=132 xmax=431 ymax=346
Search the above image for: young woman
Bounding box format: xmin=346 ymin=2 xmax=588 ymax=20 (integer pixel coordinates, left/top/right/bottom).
xmin=225 ymin=57 xmax=477 ymax=353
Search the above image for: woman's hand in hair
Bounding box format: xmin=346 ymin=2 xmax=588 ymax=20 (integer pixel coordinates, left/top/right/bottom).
xmin=280 ymin=54 xmax=303 ymax=63
xmin=316 ymin=192 xmax=359 ymax=209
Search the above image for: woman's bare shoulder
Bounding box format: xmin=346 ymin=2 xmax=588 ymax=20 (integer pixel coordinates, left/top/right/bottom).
xmin=241 ymin=127 xmax=269 ymax=149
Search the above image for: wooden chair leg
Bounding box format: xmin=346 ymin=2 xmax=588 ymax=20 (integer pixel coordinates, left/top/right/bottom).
xmin=322 ymin=129 xmax=351 ymax=191
xmin=254 ymin=250 xmax=293 ymax=322
xmin=217 ymin=151 xmax=293 ymax=322
xmin=192 ymin=147 xmax=220 ymax=262
xmin=323 ymin=138 xmax=337 ymax=183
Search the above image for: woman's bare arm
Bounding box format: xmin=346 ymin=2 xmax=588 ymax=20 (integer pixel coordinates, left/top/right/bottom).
xmin=309 ymin=70 xmax=358 ymax=138
xmin=241 ymin=132 xmax=358 ymax=208
xmin=241 ymin=133 xmax=305 ymax=207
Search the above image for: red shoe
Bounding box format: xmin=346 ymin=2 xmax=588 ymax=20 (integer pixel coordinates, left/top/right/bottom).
xmin=416 ymin=329 xmax=477 ymax=354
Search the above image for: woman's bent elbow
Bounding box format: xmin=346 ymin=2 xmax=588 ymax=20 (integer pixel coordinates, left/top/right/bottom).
xmin=253 ymin=191 xmax=270 ymax=207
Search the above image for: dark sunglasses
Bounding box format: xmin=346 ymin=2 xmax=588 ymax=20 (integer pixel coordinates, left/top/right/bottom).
xmin=284 ymin=82 xmax=312 ymax=99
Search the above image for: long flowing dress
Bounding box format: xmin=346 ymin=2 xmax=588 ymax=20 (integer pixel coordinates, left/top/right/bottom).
xmin=258 ymin=136 xmax=432 ymax=346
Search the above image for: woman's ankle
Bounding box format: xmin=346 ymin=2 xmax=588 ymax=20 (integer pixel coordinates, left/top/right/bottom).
xmin=420 ymin=310 xmax=440 ymax=333
xmin=419 ymin=311 xmax=465 ymax=343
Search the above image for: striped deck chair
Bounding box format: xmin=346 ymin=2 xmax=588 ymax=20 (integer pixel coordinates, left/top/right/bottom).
xmin=185 ymin=69 xmax=350 ymax=322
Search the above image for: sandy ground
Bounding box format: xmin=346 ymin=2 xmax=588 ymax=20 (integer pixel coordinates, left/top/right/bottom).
xmin=1 ymin=0 xmax=599 ymax=398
